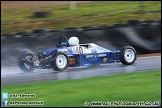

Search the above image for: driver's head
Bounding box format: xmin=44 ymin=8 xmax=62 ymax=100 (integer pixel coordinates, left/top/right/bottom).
xmin=68 ymin=37 xmax=79 ymax=46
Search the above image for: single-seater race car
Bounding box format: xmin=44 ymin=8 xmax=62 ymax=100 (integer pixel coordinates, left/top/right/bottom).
xmin=18 ymin=36 xmax=137 ymax=72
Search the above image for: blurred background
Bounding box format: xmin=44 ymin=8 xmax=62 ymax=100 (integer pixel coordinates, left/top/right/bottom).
xmin=1 ymin=1 xmax=161 ymax=34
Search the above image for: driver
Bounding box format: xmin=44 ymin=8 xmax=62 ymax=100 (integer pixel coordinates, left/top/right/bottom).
xmin=68 ymin=36 xmax=91 ymax=54
xmin=68 ymin=37 xmax=79 ymax=46
xmin=68 ymin=37 xmax=81 ymax=54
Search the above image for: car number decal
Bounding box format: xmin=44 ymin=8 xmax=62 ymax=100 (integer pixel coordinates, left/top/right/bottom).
xmin=76 ymin=46 xmax=83 ymax=54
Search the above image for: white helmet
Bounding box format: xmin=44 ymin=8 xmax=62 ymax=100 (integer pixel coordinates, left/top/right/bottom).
xmin=68 ymin=37 xmax=79 ymax=46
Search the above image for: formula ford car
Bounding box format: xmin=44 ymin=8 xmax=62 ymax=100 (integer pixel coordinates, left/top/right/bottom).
xmin=18 ymin=36 xmax=137 ymax=72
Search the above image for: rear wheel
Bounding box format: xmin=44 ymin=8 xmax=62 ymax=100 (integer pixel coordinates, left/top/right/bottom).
xmin=50 ymin=52 xmax=69 ymax=71
xmin=119 ymin=46 xmax=136 ymax=65
xmin=18 ymin=53 xmax=35 ymax=72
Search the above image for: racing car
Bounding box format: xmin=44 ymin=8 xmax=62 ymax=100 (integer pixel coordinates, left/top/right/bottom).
xmin=18 ymin=36 xmax=137 ymax=72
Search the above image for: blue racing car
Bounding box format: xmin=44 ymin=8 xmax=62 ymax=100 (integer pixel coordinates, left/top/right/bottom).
xmin=18 ymin=36 xmax=137 ymax=72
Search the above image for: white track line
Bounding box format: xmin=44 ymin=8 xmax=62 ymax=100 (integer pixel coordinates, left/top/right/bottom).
xmin=137 ymin=56 xmax=161 ymax=59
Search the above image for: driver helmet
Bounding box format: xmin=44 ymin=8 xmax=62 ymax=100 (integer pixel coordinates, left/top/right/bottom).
xmin=68 ymin=37 xmax=79 ymax=46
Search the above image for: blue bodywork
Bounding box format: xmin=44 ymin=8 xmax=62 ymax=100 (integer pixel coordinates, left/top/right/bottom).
xmin=44 ymin=43 xmax=120 ymax=67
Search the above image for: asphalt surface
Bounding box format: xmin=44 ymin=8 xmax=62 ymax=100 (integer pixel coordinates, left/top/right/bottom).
xmin=1 ymin=56 xmax=161 ymax=86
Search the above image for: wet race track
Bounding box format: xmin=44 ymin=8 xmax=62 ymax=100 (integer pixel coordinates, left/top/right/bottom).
xmin=1 ymin=56 xmax=161 ymax=86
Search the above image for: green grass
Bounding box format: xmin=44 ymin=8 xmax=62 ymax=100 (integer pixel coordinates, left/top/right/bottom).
xmin=1 ymin=1 xmax=161 ymax=34
xmin=1 ymin=70 xmax=161 ymax=107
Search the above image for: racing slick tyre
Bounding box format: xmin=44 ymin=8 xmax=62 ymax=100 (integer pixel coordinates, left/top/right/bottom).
xmin=50 ymin=51 xmax=69 ymax=71
xmin=119 ymin=46 xmax=137 ymax=65
xmin=18 ymin=53 xmax=35 ymax=72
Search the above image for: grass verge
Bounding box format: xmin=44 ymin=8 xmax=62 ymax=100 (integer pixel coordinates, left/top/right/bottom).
xmin=1 ymin=70 xmax=161 ymax=107
xmin=1 ymin=1 xmax=161 ymax=34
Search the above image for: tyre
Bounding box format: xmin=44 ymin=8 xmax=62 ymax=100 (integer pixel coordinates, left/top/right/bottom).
xmin=119 ymin=46 xmax=137 ymax=65
xmin=50 ymin=51 xmax=69 ymax=71
xmin=18 ymin=53 xmax=35 ymax=72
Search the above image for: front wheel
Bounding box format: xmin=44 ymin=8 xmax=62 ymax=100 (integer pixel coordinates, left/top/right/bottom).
xmin=50 ymin=51 xmax=69 ymax=71
xmin=119 ymin=46 xmax=137 ymax=65
xmin=18 ymin=53 xmax=35 ymax=72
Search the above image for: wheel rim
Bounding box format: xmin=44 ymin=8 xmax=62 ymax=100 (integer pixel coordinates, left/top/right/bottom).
xmin=56 ymin=54 xmax=67 ymax=69
xmin=24 ymin=63 xmax=31 ymax=69
xmin=24 ymin=55 xmax=33 ymax=69
xmin=124 ymin=49 xmax=135 ymax=63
